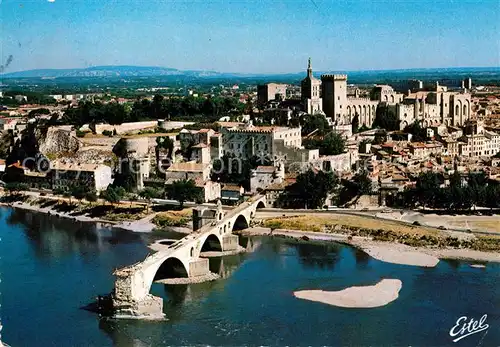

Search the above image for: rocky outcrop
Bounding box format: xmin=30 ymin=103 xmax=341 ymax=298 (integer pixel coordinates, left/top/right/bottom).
xmin=39 ymin=126 xmax=80 ymax=155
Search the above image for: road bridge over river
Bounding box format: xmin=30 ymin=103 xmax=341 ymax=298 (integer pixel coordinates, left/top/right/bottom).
xmin=111 ymin=194 xmax=266 ymax=319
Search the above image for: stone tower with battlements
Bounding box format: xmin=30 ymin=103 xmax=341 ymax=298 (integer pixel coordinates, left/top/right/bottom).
xmin=321 ymin=74 xmax=348 ymax=124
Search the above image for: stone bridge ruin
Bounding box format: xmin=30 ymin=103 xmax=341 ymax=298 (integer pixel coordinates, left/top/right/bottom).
xmin=111 ymin=195 xmax=266 ymax=319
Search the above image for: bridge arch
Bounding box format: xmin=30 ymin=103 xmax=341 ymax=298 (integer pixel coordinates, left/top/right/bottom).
xmin=256 ymin=201 xmax=266 ymax=209
xmin=201 ymin=234 xmax=222 ymax=252
xmin=232 ymin=214 xmax=249 ymax=232
xmin=153 ymin=257 xmax=189 ymax=281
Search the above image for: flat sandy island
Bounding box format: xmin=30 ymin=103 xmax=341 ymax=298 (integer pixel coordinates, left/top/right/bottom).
xmin=294 ymin=279 xmax=402 ymax=308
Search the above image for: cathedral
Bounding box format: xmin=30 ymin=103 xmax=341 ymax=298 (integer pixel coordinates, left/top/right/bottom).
xmin=300 ymin=58 xmax=322 ymax=115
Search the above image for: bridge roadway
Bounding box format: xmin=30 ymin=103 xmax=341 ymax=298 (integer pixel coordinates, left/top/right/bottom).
xmin=111 ymin=194 xmax=266 ymax=319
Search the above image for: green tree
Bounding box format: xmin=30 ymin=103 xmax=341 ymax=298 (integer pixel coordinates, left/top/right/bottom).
xmin=101 ymin=186 xmax=125 ymax=206
xmin=71 ymin=185 xmax=87 ymax=205
xmin=53 ymin=187 xmax=66 ymax=195
xmin=139 ymin=187 xmax=160 ymax=212
xmin=484 ymin=184 xmax=500 ymax=211
xmin=404 ymin=122 xmax=427 ymax=142
xmin=4 ymin=182 xmax=26 ymax=196
xmin=352 ymin=171 xmax=373 ymax=195
xmin=281 ymin=169 xmax=339 ymax=209
xmin=304 ymin=132 xmax=346 ymax=156
xmin=166 ymin=179 xmax=201 ymax=208
xmin=415 ymin=172 xmax=443 ymax=209
xmin=85 ymin=191 xmax=98 ymax=205
xmin=337 ymin=170 xmax=373 ymax=206
xmin=300 ymin=114 xmax=330 ymax=136
xmin=211 ymin=154 xmax=269 ymax=190
xmin=63 ymin=190 xmax=72 ymax=205
xmin=467 ymin=172 xmax=488 ymax=209
xmin=373 ymin=106 xmax=400 ymax=131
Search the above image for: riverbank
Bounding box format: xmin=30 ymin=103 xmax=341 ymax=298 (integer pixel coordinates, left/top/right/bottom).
xmin=0 ymin=197 xmax=195 ymax=234
xmin=239 ymin=227 xmax=500 ymax=265
xmin=0 ymin=200 xmax=117 ymax=226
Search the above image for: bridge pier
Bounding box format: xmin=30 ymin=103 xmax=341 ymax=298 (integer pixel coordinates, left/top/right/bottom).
xmin=113 ymin=294 xmax=164 ymax=320
xmin=189 ymin=258 xmax=210 ymax=277
xmin=112 ymin=272 xmax=165 ymax=320
xmin=222 ymin=234 xmax=239 ymax=251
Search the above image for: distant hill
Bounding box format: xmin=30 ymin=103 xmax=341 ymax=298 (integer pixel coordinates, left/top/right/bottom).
xmin=1 ymin=65 xmax=499 ymax=86
xmin=0 ymin=65 xmax=248 ymax=79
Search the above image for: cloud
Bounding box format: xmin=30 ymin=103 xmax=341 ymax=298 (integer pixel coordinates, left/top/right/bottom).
xmin=48 ymin=0 xmax=55 ymax=2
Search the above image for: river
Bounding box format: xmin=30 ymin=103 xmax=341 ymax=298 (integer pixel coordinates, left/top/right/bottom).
xmin=0 ymin=207 xmax=499 ymax=346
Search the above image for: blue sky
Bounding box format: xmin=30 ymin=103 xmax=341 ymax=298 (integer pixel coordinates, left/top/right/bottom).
xmin=1 ymin=0 xmax=499 ymax=73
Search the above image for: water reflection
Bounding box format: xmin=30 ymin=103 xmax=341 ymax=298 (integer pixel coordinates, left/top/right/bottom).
xmin=159 ymin=280 xmax=222 ymax=322
xmin=353 ymin=248 xmax=371 ymax=267
xmin=4 ymin=208 xmax=152 ymax=259
xmin=208 ymin=253 xmax=247 ymax=279
xmin=99 ymin=319 xmax=149 ymax=347
xmin=288 ymin=241 xmax=341 ymax=271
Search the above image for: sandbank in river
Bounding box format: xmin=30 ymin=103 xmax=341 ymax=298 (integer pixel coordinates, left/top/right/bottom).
xmin=294 ymin=279 xmax=402 ymax=308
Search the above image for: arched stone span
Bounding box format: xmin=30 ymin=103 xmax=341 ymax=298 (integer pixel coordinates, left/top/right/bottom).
xmin=201 ymin=234 xmax=222 ymax=252
xmin=153 ymin=257 xmax=189 ymax=281
xmin=232 ymin=214 xmax=249 ymax=232
xmin=256 ymin=201 xmax=266 ymax=209
xmin=112 ymin=194 xmax=267 ymax=317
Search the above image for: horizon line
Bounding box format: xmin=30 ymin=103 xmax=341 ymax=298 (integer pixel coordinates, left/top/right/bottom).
xmin=1 ymin=64 xmax=499 ymax=77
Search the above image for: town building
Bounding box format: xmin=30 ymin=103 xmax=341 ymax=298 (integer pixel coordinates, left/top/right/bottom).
xmin=219 ymin=122 xmax=319 ymax=170
xmin=51 ymin=162 xmax=113 ymax=192
xmin=257 ymin=83 xmax=287 ymax=107
xmin=249 ymin=165 xmax=285 ymax=193
xmin=396 ymin=85 xmax=472 ymax=129
xmin=220 ymin=184 xmax=244 ymax=205
xmin=321 ymin=74 xmax=379 ymax=127
xmin=164 ymin=161 xmax=220 ymax=202
xmin=14 ymin=95 xmax=27 ymax=103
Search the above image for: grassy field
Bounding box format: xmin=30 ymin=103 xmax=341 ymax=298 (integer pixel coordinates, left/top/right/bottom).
xmin=153 ymin=208 xmax=192 ymax=227
xmin=260 ymin=214 xmax=500 ymax=251
xmin=261 ymin=214 xmax=440 ymax=236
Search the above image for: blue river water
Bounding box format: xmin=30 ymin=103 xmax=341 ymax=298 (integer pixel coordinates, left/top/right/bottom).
xmin=0 ymin=207 xmax=499 ymax=346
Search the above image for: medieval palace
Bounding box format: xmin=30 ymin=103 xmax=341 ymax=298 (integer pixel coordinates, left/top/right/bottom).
xmin=285 ymin=59 xmax=473 ymax=131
